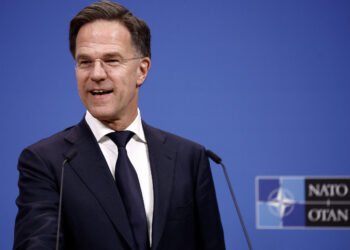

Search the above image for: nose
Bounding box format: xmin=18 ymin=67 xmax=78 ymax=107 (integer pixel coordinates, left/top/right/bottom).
xmin=90 ymin=59 xmax=107 ymax=82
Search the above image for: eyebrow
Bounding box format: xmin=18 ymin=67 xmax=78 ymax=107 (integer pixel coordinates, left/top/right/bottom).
xmin=75 ymin=52 xmax=123 ymax=60
xmin=103 ymin=52 xmax=123 ymax=58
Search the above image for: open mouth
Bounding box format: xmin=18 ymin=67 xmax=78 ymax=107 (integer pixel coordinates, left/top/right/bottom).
xmin=90 ymin=90 xmax=113 ymax=96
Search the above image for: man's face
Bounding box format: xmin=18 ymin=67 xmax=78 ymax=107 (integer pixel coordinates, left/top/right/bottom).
xmin=75 ymin=20 xmax=150 ymax=126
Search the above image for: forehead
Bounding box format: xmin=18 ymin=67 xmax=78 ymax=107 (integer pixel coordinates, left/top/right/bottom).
xmin=75 ymin=20 xmax=135 ymax=58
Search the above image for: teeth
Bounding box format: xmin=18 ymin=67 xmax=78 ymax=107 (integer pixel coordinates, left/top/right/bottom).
xmin=91 ymin=90 xmax=112 ymax=95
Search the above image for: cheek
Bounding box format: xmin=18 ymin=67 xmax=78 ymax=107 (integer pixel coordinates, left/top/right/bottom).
xmin=76 ymin=77 xmax=88 ymax=103
xmin=76 ymin=82 xmax=84 ymax=98
xmin=76 ymin=74 xmax=87 ymax=91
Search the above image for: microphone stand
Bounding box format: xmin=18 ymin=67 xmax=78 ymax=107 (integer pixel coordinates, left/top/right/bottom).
xmin=206 ymin=150 xmax=253 ymax=250
xmin=56 ymin=150 xmax=77 ymax=250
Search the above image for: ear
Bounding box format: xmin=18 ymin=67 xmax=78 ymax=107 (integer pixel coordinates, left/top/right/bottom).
xmin=136 ymin=57 xmax=151 ymax=87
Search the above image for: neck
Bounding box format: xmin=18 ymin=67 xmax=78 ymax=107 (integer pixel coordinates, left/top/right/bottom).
xmin=101 ymin=109 xmax=138 ymax=131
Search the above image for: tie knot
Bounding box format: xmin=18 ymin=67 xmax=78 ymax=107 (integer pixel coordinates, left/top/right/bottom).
xmin=107 ymin=131 xmax=134 ymax=148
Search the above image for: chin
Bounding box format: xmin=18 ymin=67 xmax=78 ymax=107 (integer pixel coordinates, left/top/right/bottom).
xmin=94 ymin=114 xmax=115 ymax=122
xmin=88 ymin=108 xmax=116 ymax=121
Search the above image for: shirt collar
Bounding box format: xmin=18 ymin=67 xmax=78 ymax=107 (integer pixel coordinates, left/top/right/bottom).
xmin=85 ymin=108 xmax=146 ymax=144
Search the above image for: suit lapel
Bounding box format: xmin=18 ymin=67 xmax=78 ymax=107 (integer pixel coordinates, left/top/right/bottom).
xmin=142 ymin=122 xmax=176 ymax=250
xmin=64 ymin=119 xmax=135 ymax=249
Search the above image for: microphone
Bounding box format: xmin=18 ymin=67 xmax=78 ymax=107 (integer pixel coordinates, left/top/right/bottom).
xmin=56 ymin=149 xmax=77 ymax=250
xmin=206 ymin=150 xmax=253 ymax=250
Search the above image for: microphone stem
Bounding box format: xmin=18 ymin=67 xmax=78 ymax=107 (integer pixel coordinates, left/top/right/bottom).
xmin=56 ymin=159 xmax=67 ymax=250
xmin=220 ymin=162 xmax=253 ymax=250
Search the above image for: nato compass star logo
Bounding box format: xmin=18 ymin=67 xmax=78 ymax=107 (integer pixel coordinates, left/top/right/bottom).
xmin=256 ymin=177 xmax=305 ymax=228
xmin=267 ymin=188 xmax=295 ymax=218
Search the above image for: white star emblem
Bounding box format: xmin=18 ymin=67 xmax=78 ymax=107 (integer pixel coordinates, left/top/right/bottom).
xmin=267 ymin=188 xmax=295 ymax=218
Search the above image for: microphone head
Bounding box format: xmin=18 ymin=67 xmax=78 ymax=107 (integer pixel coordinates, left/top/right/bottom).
xmin=206 ymin=149 xmax=222 ymax=164
xmin=65 ymin=149 xmax=78 ymax=162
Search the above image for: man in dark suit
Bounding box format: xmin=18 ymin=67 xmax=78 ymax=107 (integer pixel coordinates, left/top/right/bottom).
xmin=14 ymin=1 xmax=225 ymax=249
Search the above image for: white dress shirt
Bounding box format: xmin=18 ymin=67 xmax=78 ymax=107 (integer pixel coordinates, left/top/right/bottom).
xmin=85 ymin=109 xmax=154 ymax=244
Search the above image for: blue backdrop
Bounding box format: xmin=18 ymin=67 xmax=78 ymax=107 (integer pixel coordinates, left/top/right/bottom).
xmin=1 ymin=0 xmax=349 ymax=249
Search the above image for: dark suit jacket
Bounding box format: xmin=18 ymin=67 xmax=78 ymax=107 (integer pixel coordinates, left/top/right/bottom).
xmin=14 ymin=119 xmax=225 ymax=250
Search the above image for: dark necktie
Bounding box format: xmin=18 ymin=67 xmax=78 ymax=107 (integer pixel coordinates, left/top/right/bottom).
xmin=107 ymin=131 xmax=150 ymax=250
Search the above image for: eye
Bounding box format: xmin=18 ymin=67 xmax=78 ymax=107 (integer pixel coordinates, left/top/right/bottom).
xmin=78 ymin=59 xmax=92 ymax=68
xmin=104 ymin=58 xmax=121 ymax=66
